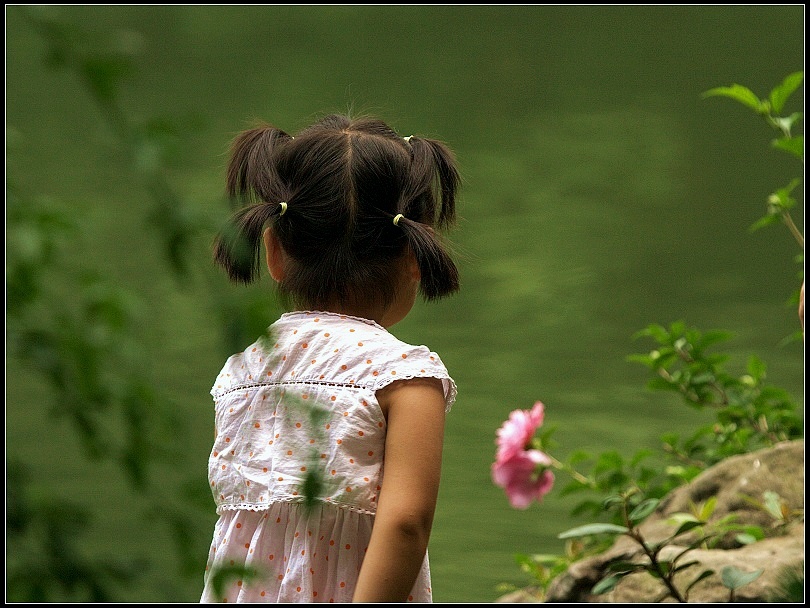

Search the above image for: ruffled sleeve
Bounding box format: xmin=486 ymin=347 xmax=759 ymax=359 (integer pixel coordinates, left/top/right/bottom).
xmin=369 ymin=344 xmax=457 ymax=412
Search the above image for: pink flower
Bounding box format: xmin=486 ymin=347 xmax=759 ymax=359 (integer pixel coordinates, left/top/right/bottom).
xmin=492 ymin=402 xmax=555 ymax=509
xmin=495 ymin=401 xmax=545 ymax=460
xmin=492 ymin=449 xmax=555 ymax=509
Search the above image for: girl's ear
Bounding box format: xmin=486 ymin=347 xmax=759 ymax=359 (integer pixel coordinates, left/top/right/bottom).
xmin=406 ymin=246 xmax=421 ymax=283
xmin=263 ymin=226 xmax=286 ymax=282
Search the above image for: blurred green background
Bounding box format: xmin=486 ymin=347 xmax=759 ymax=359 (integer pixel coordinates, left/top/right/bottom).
xmin=6 ymin=4 xmax=804 ymax=603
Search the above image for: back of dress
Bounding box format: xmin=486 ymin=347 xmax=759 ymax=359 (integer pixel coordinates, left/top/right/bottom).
xmin=201 ymin=311 xmax=456 ymax=603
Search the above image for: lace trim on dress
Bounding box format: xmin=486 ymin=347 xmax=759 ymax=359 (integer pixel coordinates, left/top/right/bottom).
xmin=373 ymin=371 xmax=458 ymax=412
xmin=216 ymin=379 xmax=367 ymax=399
xmin=217 ymin=497 xmax=377 ymax=516
xmin=279 ymin=310 xmax=387 ymax=332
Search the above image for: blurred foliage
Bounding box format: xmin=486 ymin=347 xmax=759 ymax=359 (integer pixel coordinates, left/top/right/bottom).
xmin=5 ymin=7 xmax=248 ymax=601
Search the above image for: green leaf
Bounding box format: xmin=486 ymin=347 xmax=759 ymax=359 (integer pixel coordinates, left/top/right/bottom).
xmin=702 ymin=84 xmax=764 ymax=113
xmin=772 ymin=134 xmax=804 ymax=159
xmin=735 ymin=532 xmax=759 ymax=545
xmin=592 ymin=574 xmax=623 ymax=595
xmin=628 ymin=498 xmax=659 ymax=524
xmin=686 ymin=569 xmax=716 ymax=593
xmin=762 ymin=491 xmax=784 ymax=519
xmin=673 ymin=519 xmax=705 ymax=536
xmin=768 ymin=71 xmax=804 ymax=114
xmin=558 ymin=523 xmax=629 ymax=539
xmin=721 ymin=565 xmax=764 ymax=590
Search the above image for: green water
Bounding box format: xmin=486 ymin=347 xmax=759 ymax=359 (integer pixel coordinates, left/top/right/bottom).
xmin=6 ymin=5 xmax=804 ymax=603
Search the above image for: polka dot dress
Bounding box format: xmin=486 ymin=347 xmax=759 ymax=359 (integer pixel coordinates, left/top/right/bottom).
xmin=200 ymin=311 xmax=457 ymax=603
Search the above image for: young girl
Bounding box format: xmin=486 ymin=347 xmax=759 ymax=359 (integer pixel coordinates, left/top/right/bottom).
xmin=200 ymin=114 xmax=461 ymax=603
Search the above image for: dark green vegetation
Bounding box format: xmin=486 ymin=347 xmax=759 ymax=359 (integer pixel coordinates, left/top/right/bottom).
xmin=6 ymin=5 xmax=803 ymax=603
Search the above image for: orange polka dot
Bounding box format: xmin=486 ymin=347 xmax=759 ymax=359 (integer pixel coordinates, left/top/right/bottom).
xmin=349 ymin=328 xmax=355 ymax=332
xmin=246 ymin=481 xmax=251 ymax=486
xmin=325 ymin=424 xmax=331 ymax=429
xmin=276 ymin=517 xmax=281 ymax=523
xmin=314 ymin=318 xmax=320 ymax=322
xmin=278 ymin=575 xmax=283 ymax=580
xmin=230 ymin=560 xmax=235 ymax=565
xmin=261 ymin=591 xmax=266 ymax=597
xmin=340 ymin=582 xmax=346 ymax=588
xmin=222 ymin=465 xmax=226 ymax=470
xmin=357 ymin=342 xmax=363 ymax=346
xmin=297 ymin=587 xmax=302 ymax=592
xmin=295 ymin=422 xmax=302 ymax=428
xmin=254 ymin=422 xmax=260 ymax=428
xmin=252 ymin=347 xmax=257 ymax=352
xmin=240 ymin=494 xmax=245 ymax=500
xmin=295 ymin=532 xmax=299 ymax=538
xmin=263 ymin=467 xmax=268 ymax=472
xmin=364 ymin=477 xmax=369 ymax=482
xmin=343 ymin=412 xmax=349 ymax=417
xmin=336 ymin=439 xmax=342 ymax=444
xmin=287 ymin=450 xmax=293 ymax=455
xmin=330 ymin=396 xmax=337 ymax=401
xmin=378 ymin=422 xmax=384 ymax=427
xmin=213 ymin=451 xmax=218 ymax=457
xmin=402 ymin=353 xmax=408 ymax=359
xmin=269 ymin=554 xmax=274 ymax=560
xmin=368 ymin=451 xmax=374 ymax=456
xmin=329 ymin=540 xmax=335 ymax=546
xmin=267 ymin=371 xmax=273 ymax=376
xmin=409 ymin=595 xmax=414 ymax=601
xmin=346 ymin=487 xmax=352 ymax=492
xmin=391 ymin=370 xmax=397 ymax=375
xmin=345 ymin=544 xmax=351 ymax=550
xmin=278 ymin=477 xmax=284 ymax=481
xmin=225 ymin=437 xmax=231 ymax=443
xmin=341 ymin=365 xmax=348 ymax=370
xmin=331 ymin=470 xmax=336 ymax=475
xmin=236 ymin=523 xmax=242 ymax=529
xmin=302 ymin=394 xmax=309 ymax=400
xmin=302 ymin=343 xmax=308 ymax=349
xmin=324 ymin=333 xmax=330 ymax=337
xmin=366 ymin=359 xmax=372 ymax=364
xmin=358 ymin=431 xmax=364 ymax=436
xmin=321 ymin=453 xmax=327 ymax=459
xmin=372 ymin=371 xmax=379 ymax=376
xmin=349 ymin=459 xmax=354 ymax=464
xmin=237 ymin=580 xmax=243 ymax=586
xmin=301 ymin=466 xmax=307 ymax=472
xmin=313 ymin=592 xmax=318 ymax=598
xmin=244 ymin=543 xmax=250 ymax=549
xmin=311 ymin=359 xmax=317 ymax=364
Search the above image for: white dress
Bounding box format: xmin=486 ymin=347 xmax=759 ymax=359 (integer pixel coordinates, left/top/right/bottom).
xmin=200 ymin=311 xmax=457 ymax=603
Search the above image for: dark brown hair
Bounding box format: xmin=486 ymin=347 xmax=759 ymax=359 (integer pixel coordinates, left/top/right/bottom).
xmin=213 ymin=113 xmax=461 ymax=311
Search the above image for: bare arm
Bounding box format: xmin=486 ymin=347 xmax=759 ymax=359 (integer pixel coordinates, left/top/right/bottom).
xmin=352 ymin=377 xmax=447 ymax=602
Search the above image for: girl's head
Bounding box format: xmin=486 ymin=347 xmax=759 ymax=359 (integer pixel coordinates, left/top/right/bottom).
xmin=213 ymin=113 xmax=461 ymax=317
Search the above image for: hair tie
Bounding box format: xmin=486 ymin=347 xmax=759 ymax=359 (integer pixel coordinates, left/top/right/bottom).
xmin=392 ymin=213 xmax=405 ymax=226
xmin=279 ymin=201 xmax=288 ymax=216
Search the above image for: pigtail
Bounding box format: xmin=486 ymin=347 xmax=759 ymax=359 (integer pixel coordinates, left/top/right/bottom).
xmin=226 ymin=124 xmax=292 ymax=205
xmin=214 ymin=124 xmax=292 ymax=283
xmin=213 ymin=202 xmax=285 ymax=284
xmin=406 ymin=136 xmax=460 ymax=228
xmin=394 ymin=134 xmax=461 ymax=299
xmin=396 ymin=216 xmax=460 ymax=300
